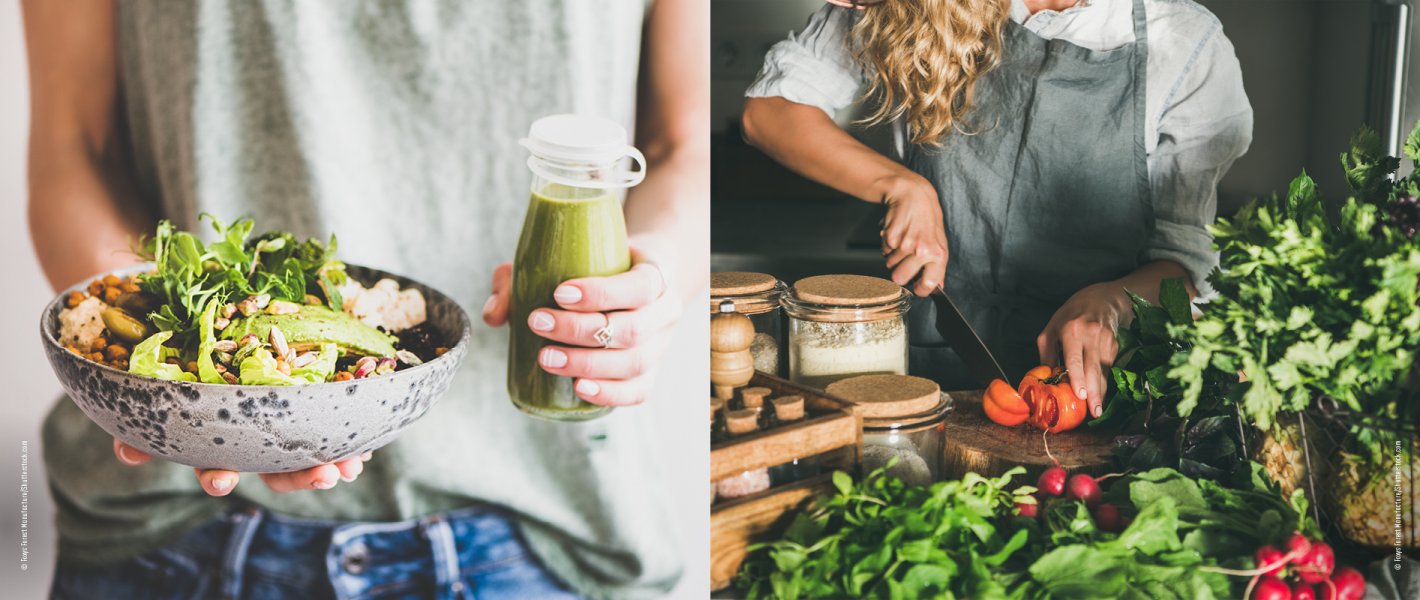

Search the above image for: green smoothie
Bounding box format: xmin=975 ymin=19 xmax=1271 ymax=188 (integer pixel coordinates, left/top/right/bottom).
xmin=508 ymin=183 xmax=631 ymax=421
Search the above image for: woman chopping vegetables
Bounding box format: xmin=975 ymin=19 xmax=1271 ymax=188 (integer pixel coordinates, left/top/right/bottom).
xmin=742 ymin=0 xmax=1252 ymax=415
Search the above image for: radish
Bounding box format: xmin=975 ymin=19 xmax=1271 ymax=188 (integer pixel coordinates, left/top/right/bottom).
xmin=1294 ymin=542 xmax=1334 ymax=584
xmin=1285 ymin=532 xmax=1312 ymax=559
xmin=1254 ymin=577 xmax=1292 ymax=600
xmin=1323 ymin=566 xmax=1365 ymax=600
xmin=1065 ymin=473 xmax=1101 ymax=507
xmin=1291 ymin=583 xmax=1316 ymax=600
xmin=1038 ymin=466 xmax=1067 ymax=497
xmin=1015 ymin=500 xmax=1039 ymax=518
xmin=1255 ymin=545 xmax=1288 ymax=579
xmin=1092 ymin=503 xmax=1123 ymax=533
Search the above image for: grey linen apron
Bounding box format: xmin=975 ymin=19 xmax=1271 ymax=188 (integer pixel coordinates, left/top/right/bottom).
xmin=906 ymin=0 xmax=1154 ymax=389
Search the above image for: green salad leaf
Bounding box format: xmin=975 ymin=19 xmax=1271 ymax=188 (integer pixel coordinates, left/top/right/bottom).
xmin=128 ymin=331 xmax=198 ymax=382
xmin=237 ymin=343 xmax=338 ymax=385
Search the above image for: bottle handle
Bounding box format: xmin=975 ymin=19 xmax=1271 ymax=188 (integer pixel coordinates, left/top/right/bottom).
xmin=618 ymin=146 xmax=647 ymax=188
xmin=522 ymin=143 xmax=647 ymax=190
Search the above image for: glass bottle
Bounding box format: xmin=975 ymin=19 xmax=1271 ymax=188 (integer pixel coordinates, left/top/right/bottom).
xmin=508 ymin=114 xmax=646 ymax=422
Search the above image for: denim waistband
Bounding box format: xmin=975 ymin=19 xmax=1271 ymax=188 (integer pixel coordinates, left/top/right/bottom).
xmin=212 ymin=505 xmax=521 ymax=600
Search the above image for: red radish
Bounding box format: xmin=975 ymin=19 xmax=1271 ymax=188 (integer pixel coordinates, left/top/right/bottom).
xmin=1324 ymin=567 xmax=1365 ymax=600
xmin=1065 ymin=474 xmax=1101 ymax=507
xmin=1092 ymin=503 xmax=1123 ymax=532
xmin=1015 ymin=500 xmax=1039 ymax=518
xmin=1285 ymin=532 xmax=1312 ymax=559
xmin=1255 ymin=545 xmax=1288 ymax=579
xmin=1294 ymin=542 xmax=1335 ymax=584
xmin=1254 ymin=577 xmax=1292 ymax=600
xmin=1038 ymin=467 xmax=1067 ymax=496
xmin=1291 ymin=583 xmax=1316 ymax=600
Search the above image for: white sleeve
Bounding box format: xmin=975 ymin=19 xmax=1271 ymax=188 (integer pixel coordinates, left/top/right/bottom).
xmin=744 ymin=5 xmax=868 ymax=118
xmin=1146 ymin=25 xmax=1253 ymax=299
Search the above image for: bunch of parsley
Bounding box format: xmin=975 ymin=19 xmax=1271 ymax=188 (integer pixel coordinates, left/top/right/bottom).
xmin=1168 ymin=124 xmax=1420 ymax=463
xmin=736 ymin=463 xmax=1310 ymax=599
xmin=133 ymin=214 xmax=346 ymax=353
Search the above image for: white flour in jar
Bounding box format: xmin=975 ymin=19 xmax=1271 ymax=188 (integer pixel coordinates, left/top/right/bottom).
xmin=790 ymin=317 xmax=907 ymax=390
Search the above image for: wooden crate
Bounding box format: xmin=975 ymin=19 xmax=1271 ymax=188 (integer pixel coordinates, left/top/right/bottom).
xmin=710 ymin=372 xmax=863 ymax=591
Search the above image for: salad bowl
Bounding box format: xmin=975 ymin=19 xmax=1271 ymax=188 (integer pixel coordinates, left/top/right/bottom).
xmin=41 ymin=264 xmax=472 ymax=473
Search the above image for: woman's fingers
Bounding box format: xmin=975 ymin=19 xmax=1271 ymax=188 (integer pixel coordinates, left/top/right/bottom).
xmin=194 ymin=469 xmax=240 ymax=496
xmin=1061 ymin=331 xmax=1088 ymax=402
xmin=258 ymin=464 xmax=343 ymax=493
xmin=334 ymin=456 xmax=364 ymax=483
xmin=482 ymin=262 xmax=513 ymax=326
xmin=573 ymin=376 xmax=654 ymax=407
xmin=555 ymin=263 xmax=664 ymax=312
xmin=527 ymin=296 xmax=678 ymax=349
xmin=1081 ymin=343 xmax=1105 ymax=418
xmin=113 ymin=439 xmax=151 ymax=466
xmin=539 ymin=346 xmax=648 ymax=380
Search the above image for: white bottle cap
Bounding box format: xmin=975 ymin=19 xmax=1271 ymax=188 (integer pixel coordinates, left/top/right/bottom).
xmin=520 ymin=114 xmax=646 ymax=189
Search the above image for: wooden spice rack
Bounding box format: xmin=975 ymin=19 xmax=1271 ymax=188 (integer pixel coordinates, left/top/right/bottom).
xmin=710 ymin=371 xmax=863 ymax=592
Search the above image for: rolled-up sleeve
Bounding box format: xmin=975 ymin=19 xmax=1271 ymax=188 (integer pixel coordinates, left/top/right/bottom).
xmin=744 ymin=6 xmax=867 ymax=118
xmin=1146 ymin=25 xmax=1253 ymax=299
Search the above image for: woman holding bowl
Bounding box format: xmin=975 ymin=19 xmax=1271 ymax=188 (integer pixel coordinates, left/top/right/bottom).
xmin=742 ymin=0 xmax=1252 ymax=412
xmin=24 ymin=0 xmax=707 ymax=597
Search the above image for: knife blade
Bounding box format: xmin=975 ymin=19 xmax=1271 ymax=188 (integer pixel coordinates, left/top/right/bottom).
xmin=930 ymin=285 xmax=1009 ymax=386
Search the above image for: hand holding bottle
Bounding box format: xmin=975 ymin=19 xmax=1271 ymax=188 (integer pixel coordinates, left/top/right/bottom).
xmin=484 ymin=248 xmax=682 ymax=407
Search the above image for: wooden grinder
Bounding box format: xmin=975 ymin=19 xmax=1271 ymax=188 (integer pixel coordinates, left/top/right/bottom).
xmin=711 ymin=299 xmax=755 ymax=400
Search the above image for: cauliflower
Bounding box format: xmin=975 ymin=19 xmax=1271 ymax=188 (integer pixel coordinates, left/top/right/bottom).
xmin=58 ymin=296 xmax=110 ymax=349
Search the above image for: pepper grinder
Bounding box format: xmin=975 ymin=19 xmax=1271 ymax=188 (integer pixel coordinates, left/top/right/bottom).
xmin=710 ymin=299 xmax=755 ymax=400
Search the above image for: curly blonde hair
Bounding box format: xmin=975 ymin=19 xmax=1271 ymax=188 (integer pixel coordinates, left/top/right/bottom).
xmin=852 ymin=0 xmax=1009 ymax=145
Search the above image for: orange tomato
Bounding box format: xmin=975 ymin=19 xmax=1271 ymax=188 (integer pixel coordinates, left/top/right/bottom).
xmin=983 ymin=379 xmax=1029 ymax=426
xmin=981 ymin=365 xmax=1087 ymax=433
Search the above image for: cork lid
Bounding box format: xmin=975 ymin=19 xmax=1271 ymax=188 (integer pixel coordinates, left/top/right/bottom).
xmin=826 ymin=374 xmax=942 ymax=419
xmin=740 ymin=387 xmax=772 ymax=408
xmin=772 ymin=395 xmax=806 ymax=421
xmin=712 ymin=272 xmax=779 ymax=296
xmin=793 ymin=275 xmax=903 ymax=306
xmin=725 ymin=408 xmax=761 ymax=435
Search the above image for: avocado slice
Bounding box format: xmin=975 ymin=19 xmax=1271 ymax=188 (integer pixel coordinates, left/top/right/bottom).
xmin=222 ymin=305 xmax=397 ymax=358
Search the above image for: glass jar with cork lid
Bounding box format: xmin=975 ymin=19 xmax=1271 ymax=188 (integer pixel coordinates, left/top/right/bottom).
xmin=711 ymin=272 xmax=787 ymax=376
xmin=826 ymin=374 xmax=950 ymax=487
xmin=782 ymin=275 xmax=910 ymax=390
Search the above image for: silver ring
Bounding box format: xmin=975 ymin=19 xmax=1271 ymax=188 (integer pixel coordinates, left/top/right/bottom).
xmin=592 ymin=320 xmax=615 ymax=348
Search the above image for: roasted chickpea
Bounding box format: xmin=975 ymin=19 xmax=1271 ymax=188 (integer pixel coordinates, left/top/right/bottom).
xmin=334 ymin=371 xmax=354 ymax=382
xmin=102 ymin=286 xmax=122 ymax=304
xmin=87 ymin=279 xmax=104 ymax=297
xmin=105 ymin=344 xmax=130 ymax=361
xmin=65 ymin=291 xmax=85 ymax=308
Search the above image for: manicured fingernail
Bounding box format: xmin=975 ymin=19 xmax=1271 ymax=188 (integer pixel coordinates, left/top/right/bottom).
xmin=341 ymin=462 xmax=362 ymax=482
xmin=312 ymin=479 xmax=335 ymax=490
xmin=481 ymin=296 xmax=497 ymax=317
xmin=117 ymin=446 xmax=137 ymax=464
xmin=1078 ymin=387 xmax=1088 ymax=400
xmin=360 ymin=452 xmax=373 ymax=461
xmin=540 ymin=347 xmax=568 ymax=368
xmin=530 ymin=311 xmax=555 ymax=332
xmin=922 ymin=280 xmax=935 ymax=290
xmin=575 ymin=379 xmax=600 ymax=397
xmin=211 ymin=477 xmax=231 ymax=492
xmin=553 ymin=286 xmax=582 ymax=304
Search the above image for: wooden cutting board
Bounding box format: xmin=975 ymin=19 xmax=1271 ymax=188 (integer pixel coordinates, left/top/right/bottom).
xmin=940 ymin=390 xmax=1120 ymax=481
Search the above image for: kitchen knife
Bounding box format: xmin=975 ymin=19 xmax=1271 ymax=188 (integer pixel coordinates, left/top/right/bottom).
xmin=930 ymin=285 xmax=1009 ymax=386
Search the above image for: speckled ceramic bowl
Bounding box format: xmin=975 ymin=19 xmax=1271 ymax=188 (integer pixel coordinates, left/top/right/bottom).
xmin=41 ymin=264 xmax=472 ymax=473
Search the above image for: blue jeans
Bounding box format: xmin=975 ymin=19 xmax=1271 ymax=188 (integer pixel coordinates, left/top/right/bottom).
xmin=50 ymin=506 xmax=581 ymax=600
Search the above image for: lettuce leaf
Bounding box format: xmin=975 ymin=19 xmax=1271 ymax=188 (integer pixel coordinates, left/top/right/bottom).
xmin=128 ymin=331 xmax=198 ymax=382
xmin=237 ymin=343 xmax=338 ymax=385
xmin=196 ymin=298 xmax=225 ymax=384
